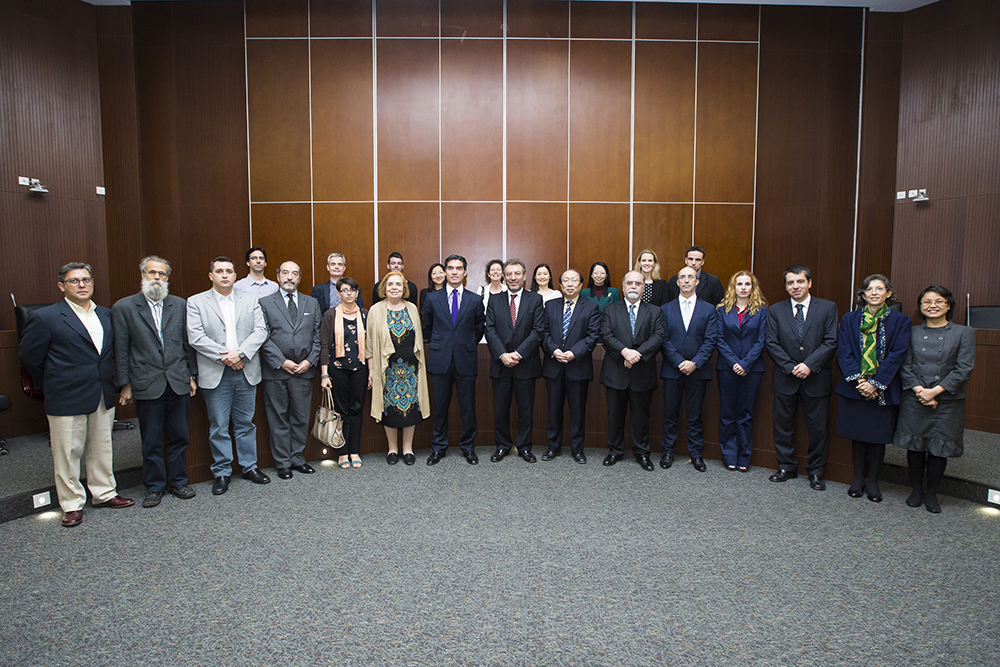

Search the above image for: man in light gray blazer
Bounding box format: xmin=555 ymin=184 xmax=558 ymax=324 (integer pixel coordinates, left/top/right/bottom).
xmin=187 ymin=256 xmax=270 ymax=495
xmin=112 ymin=256 xmax=199 ymax=508
xmin=259 ymin=261 xmax=321 ymax=479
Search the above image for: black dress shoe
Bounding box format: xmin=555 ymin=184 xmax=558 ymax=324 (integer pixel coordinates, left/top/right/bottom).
xmin=402 ymin=453 xmax=416 ymax=466
xmin=690 ymin=457 xmax=707 ymax=472
xmin=212 ymin=475 xmax=230 ymax=495
xmin=518 ymin=449 xmax=537 ymax=463
xmin=768 ymin=469 xmax=798 ymax=482
xmin=808 ymin=474 xmax=826 ymax=491
xmin=847 ymin=485 xmax=865 ymax=498
xmin=572 ymin=452 xmax=587 ymax=464
xmin=142 ymin=491 xmax=163 ymax=508
xmin=905 ymin=490 xmax=923 ymax=507
xmin=464 ymin=450 xmax=479 ymax=465
xmin=490 ymin=449 xmax=509 ymax=462
xmin=636 ymin=454 xmax=654 ymax=471
xmin=924 ymin=493 xmax=941 ymax=513
xmin=426 ymin=451 xmax=445 ymax=466
xmin=602 ymin=453 xmax=623 ymax=466
xmin=386 ymin=452 xmax=399 ymax=465
xmin=276 ymin=468 xmax=293 ymax=480
xmin=169 ymin=485 xmax=196 ymax=499
xmin=291 ymin=463 xmax=315 ymax=474
xmin=541 ymin=449 xmax=560 ymax=461
xmin=243 ymin=468 xmax=271 ymax=484
xmin=867 ymin=491 xmax=883 ymax=503
xmin=659 ymin=453 xmax=674 ymax=469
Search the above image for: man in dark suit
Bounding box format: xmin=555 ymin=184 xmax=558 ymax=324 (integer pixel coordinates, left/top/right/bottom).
xmin=259 ymin=261 xmax=322 ymax=480
xmin=485 ymin=258 xmax=545 ymax=463
xmin=660 ymin=266 xmax=717 ymax=472
xmin=666 ymin=245 xmax=725 ymax=306
xmin=370 ymin=251 xmax=418 ymax=306
xmin=600 ymin=270 xmax=665 ymax=470
xmin=765 ymin=264 xmax=838 ymax=490
xmin=311 ymin=252 xmax=364 ymax=313
xmin=20 ymin=262 xmax=134 ymax=527
xmin=541 ymin=269 xmax=600 ymax=464
xmin=421 ymin=254 xmax=487 ymax=465
xmin=112 ymin=255 xmax=198 ymax=509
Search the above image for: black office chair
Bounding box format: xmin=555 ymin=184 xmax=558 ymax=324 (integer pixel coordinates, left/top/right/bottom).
xmin=0 ymin=394 xmax=10 ymax=455
xmin=967 ymin=305 xmax=1000 ymax=329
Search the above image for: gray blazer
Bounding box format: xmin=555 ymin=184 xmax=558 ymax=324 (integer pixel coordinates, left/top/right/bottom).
xmin=899 ymin=322 xmax=976 ymax=401
xmin=112 ymin=292 xmax=197 ymax=400
xmin=186 ymin=288 xmax=268 ymax=388
xmin=258 ymin=290 xmax=321 ymax=381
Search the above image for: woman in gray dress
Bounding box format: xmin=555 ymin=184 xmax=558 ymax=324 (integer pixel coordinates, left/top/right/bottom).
xmin=892 ymin=286 xmax=975 ymax=513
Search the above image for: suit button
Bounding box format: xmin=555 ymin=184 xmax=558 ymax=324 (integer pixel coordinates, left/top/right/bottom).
xmin=799 ymin=346 xmax=804 ymax=350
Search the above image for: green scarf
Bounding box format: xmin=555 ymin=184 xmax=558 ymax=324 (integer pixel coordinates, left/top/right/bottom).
xmin=859 ymin=304 xmax=888 ymax=377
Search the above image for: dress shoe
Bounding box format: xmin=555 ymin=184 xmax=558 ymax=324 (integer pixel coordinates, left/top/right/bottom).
xmin=212 ymin=475 xmax=230 ymax=495
xmin=277 ymin=468 xmax=293 ymax=480
xmin=636 ymin=454 xmax=655 ymax=471
xmin=847 ymin=485 xmax=865 ymax=498
xmin=602 ymin=453 xmax=623 ymax=466
xmin=464 ymin=450 xmax=479 ymax=465
xmin=541 ymin=449 xmax=560 ymax=461
xmin=243 ymin=468 xmax=271 ymax=484
xmin=924 ymin=493 xmax=941 ymax=513
xmin=291 ymin=463 xmax=315 ymax=474
xmin=768 ymin=469 xmax=798 ymax=483
xmin=808 ymin=474 xmax=826 ymax=491
xmin=572 ymin=452 xmax=587 ymax=464
xmin=659 ymin=453 xmax=674 ymax=469
xmin=490 ymin=449 xmax=509 ymax=462
xmin=142 ymin=491 xmax=163 ymax=508
xmin=92 ymin=495 xmax=135 ymax=508
xmin=690 ymin=457 xmax=707 ymax=472
xmin=905 ymin=490 xmax=923 ymax=507
xmin=518 ymin=449 xmax=537 ymax=463
xmin=386 ymin=452 xmax=399 ymax=465
xmin=169 ymin=485 xmax=196 ymax=499
xmin=402 ymin=453 xmax=416 ymax=466
xmin=867 ymin=492 xmax=883 ymax=503
xmin=426 ymin=451 xmax=445 ymax=466
xmin=61 ymin=510 xmax=83 ymax=527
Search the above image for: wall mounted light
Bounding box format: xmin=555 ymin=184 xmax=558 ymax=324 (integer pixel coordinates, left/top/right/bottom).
xmin=28 ymin=178 xmax=48 ymax=194
xmin=913 ymin=188 xmax=929 ymax=202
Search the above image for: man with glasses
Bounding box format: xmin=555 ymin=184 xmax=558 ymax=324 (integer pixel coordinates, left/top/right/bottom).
xmin=234 ymin=246 xmax=279 ymax=298
xmin=20 ymin=262 xmax=134 ymax=527
xmin=112 ymin=256 xmax=199 ymax=508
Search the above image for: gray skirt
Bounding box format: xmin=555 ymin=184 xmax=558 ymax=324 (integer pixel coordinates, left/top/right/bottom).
xmin=892 ymin=391 xmax=966 ymax=458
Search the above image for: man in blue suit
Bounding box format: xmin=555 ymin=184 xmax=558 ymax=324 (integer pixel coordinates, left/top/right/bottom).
xmin=660 ymin=266 xmax=716 ymax=472
xmin=19 ymin=262 xmax=135 ymax=528
xmin=311 ymin=252 xmax=364 ymax=313
xmin=421 ymin=254 xmax=487 ymax=465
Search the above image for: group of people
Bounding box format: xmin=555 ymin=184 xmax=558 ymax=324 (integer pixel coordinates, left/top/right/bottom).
xmin=18 ymin=245 xmax=974 ymax=529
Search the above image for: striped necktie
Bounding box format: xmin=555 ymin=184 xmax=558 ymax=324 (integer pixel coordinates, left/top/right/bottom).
xmin=562 ymin=300 xmax=572 ymax=342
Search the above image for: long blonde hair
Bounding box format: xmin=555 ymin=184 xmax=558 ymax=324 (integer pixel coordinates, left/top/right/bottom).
xmin=719 ymin=270 xmax=767 ymax=316
xmin=633 ymin=249 xmax=661 ymax=281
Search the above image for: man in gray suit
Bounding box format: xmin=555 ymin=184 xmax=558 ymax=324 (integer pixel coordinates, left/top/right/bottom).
xmin=187 ymin=256 xmax=270 ymax=495
xmin=112 ymin=256 xmax=199 ymax=508
xmin=259 ymin=261 xmax=321 ymax=479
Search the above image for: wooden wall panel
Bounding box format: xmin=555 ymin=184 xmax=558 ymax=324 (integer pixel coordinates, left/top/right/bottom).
xmin=633 ymin=41 xmax=696 ymax=203
xmin=247 ymin=40 xmax=311 ymax=203
xmin=506 ymin=203 xmax=568 ymax=281
xmin=569 ymin=40 xmax=632 ymax=202
xmin=441 ymin=0 xmax=502 ymax=38
xmin=694 ymin=42 xmax=757 ymax=204
xmin=698 ymin=3 xmax=759 ymax=42
xmin=313 ymin=203 xmax=375 ymax=294
xmin=376 ymin=39 xmax=439 ymax=201
xmin=632 ymin=203 xmax=694 ymax=279
xmin=376 ymin=0 xmax=439 ymax=37
xmin=440 ymin=40 xmax=503 ymax=202
xmin=249 ymin=203 xmax=314 ymax=287
xmin=635 ymin=2 xmax=696 ymax=41
xmin=570 ymin=1 xmax=632 ymax=40
xmin=376 ymin=203 xmax=440 ymax=289
xmin=507 ymin=0 xmax=568 ymax=39
xmin=507 ymin=40 xmax=568 ymax=202
xmin=441 ymin=202 xmax=503 ymax=291
xmin=693 ymin=204 xmax=754 ymax=290
xmin=311 ymin=0 xmax=373 ymax=38
xmin=568 ymin=203 xmax=630 ymax=287
xmin=312 ymin=39 xmax=374 ymax=202
xmin=246 ymin=0 xmax=308 ymax=38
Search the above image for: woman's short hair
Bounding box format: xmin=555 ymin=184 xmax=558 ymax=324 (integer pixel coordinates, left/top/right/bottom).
xmin=336 ymin=277 xmax=359 ymax=292
xmin=484 ymin=258 xmax=504 ymax=283
xmin=378 ymin=270 xmax=410 ymax=299
xmin=917 ymin=285 xmax=956 ymax=321
xmin=855 ymin=273 xmax=897 ymax=308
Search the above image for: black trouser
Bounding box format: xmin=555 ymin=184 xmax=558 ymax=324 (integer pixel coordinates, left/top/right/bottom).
xmin=330 ymin=366 xmax=366 ymax=456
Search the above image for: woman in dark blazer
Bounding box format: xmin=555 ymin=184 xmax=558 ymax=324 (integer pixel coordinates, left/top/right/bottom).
xmin=835 ymin=274 xmax=912 ymax=502
xmin=714 ymin=271 xmax=768 ymax=472
xmin=892 ymin=286 xmax=975 ymax=513
xmin=579 ymin=261 xmax=621 ymax=313
xmin=634 ymin=249 xmax=669 ymax=306
xmin=418 ymin=263 xmax=446 ymax=311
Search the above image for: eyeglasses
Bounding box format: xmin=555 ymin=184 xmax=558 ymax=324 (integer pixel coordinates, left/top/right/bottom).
xmin=62 ymin=278 xmax=93 ymax=286
xmin=339 ymin=287 xmax=357 ymax=294
xmin=921 ymin=300 xmax=947 ymax=307
xmin=144 ymin=270 xmax=168 ymax=279
xmin=864 ymin=286 xmax=887 ymax=294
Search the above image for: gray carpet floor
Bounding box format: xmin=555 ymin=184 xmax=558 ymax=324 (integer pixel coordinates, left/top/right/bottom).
xmin=2 ymin=452 xmax=998 ymax=667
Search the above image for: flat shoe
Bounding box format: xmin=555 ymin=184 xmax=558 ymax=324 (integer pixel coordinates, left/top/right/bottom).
xmin=386 ymin=452 xmax=399 ymax=465
xmin=867 ymin=492 xmax=883 ymax=503
xmin=847 ymin=485 xmax=865 ymax=498
xmin=402 ymin=453 xmax=416 ymax=466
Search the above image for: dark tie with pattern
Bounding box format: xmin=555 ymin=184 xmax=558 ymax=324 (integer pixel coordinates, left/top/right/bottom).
xmin=562 ymin=300 xmax=572 ymax=342
xmin=794 ymin=303 xmax=804 ymax=340
xmin=287 ymin=292 xmax=298 ymax=323
xmin=629 ymin=304 xmax=637 ymax=337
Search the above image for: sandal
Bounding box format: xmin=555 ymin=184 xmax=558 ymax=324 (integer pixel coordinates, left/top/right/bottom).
xmin=351 ymin=457 xmax=362 ymax=468
xmin=727 ymin=465 xmax=737 ymax=471
xmin=338 ymin=459 xmax=351 ymax=469
xmin=738 ymin=466 xmax=748 ymax=473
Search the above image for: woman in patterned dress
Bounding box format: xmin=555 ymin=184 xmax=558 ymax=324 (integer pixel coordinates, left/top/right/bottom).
xmin=366 ymin=271 xmax=431 ymax=465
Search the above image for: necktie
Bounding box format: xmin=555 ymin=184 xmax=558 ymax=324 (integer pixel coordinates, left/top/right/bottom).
xmin=562 ymin=300 xmax=572 ymax=342
xmin=451 ymin=288 xmax=459 ymax=326
xmin=510 ymin=293 xmax=517 ymax=328
xmin=629 ymin=304 xmax=637 ymax=337
xmin=287 ymin=292 xmax=297 ymax=322
xmin=795 ymin=303 xmax=805 ymax=340
xmin=152 ymin=300 xmax=163 ymax=346
xmin=682 ymin=299 xmax=692 ymax=331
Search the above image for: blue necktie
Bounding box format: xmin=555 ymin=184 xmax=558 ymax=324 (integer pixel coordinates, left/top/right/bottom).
xmin=562 ymin=300 xmax=572 ymax=342
xmin=451 ymin=289 xmax=459 ymax=326
xmin=629 ymin=304 xmax=637 ymax=337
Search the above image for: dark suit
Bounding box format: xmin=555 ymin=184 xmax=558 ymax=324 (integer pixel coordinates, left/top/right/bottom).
xmin=659 ymin=298 xmax=716 ymax=458
xmin=766 ymin=296 xmax=838 ymax=474
xmin=666 ymin=271 xmax=725 ymax=306
xmin=112 ymin=292 xmax=198 ymax=494
xmin=485 ymin=289 xmax=545 ymax=453
xmin=600 ymin=299 xmax=665 ymax=456
xmin=421 ymin=286 xmax=487 ymax=453
xmin=715 ymin=305 xmax=768 ymax=468
xmin=371 ymin=279 xmax=418 ymax=307
xmin=541 ymin=297 xmax=600 ymax=455
xmin=259 ymin=290 xmax=322 ymax=470
xmin=311 ymin=280 xmax=364 ymax=313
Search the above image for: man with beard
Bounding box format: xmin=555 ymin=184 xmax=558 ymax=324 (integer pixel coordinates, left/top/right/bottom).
xmin=258 ymin=261 xmax=321 ymax=479
xmin=112 ymin=256 xmax=199 ymax=508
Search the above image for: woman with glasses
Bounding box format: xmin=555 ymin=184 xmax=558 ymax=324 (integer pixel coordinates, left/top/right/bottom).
xmin=580 ymin=261 xmax=621 ymax=313
xmin=834 ymin=274 xmax=912 ymax=502
xmin=892 ymin=286 xmax=975 ymax=513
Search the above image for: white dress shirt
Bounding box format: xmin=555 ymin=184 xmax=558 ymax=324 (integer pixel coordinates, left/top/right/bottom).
xmin=790 ymin=294 xmax=812 ymax=321
xmin=680 ymin=294 xmax=697 ymax=331
xmin=214 ymin=289 xmax=239 ymax=351
xmin=66 ymin=298 xmax=103 ymax=352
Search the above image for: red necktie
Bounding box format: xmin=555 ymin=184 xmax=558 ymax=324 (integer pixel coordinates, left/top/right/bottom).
xmin=510 ymin=293 xmax=517 ymax=328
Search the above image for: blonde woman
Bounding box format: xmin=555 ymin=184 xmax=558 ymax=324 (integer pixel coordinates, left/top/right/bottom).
xmin=634 ymin=249 xmax=669 ymax=306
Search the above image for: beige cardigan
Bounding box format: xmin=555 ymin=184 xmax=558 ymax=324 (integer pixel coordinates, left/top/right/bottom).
xmin=365 ymin=300 xmax=431 ymax=422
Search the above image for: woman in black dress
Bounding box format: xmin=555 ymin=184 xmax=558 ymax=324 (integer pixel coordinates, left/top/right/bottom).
xmin=634 ymin=249 xmax=669 ymax=306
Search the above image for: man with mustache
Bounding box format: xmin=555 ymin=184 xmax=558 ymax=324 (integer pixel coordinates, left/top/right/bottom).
xmin=112 ymin=256 xmax=199 ymax=508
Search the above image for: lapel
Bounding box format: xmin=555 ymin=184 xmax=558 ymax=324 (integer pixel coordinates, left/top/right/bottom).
xmin=620 ymin=301 xmax=638 ymax=345
xmin=58 ymin=301 xmax=100 ymax=353
xmin=97 ymin=307 xmax=113 ymax=355
xmin=159 ymin=296 xmax=175 ymax=333
xmin=275 ymin=291 xmax=295 ymax=328
xmin=134 ymin=293 xmax=158 ymax=337
xmin=202 ymin=289 xmax=225 ymax=324
xmin=454 ymin=287 xmax=476 ymax=329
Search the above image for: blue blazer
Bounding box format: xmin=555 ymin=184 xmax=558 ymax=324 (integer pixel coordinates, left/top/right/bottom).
xmin=660 ymin=298 xmax=716 ymax=380
xmin=715 ymin=305 xmax=768 ymax=374
xmin=421 ymin=287 xmax=486 ymax=376
xmin=541 ymin=297 xmax=600 ymax=381
xmin=835 ymin=308 xmax=912 ymax=406
xmin=579 ymin=286 xmax=621 ymax=314
xmin=19 ymin=301 xmax=116 ymax=416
